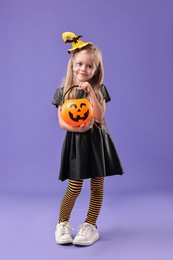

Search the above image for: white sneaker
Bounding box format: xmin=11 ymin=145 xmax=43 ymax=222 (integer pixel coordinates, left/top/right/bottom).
xmin=55 ymin=221 xmax=74 ymax=244
xmin=73 ymin=223 xmax=99 ymax=246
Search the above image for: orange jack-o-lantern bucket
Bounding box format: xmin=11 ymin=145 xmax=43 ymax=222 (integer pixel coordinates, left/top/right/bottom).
xmin=60 ymin=86 xmax=93 ymax=127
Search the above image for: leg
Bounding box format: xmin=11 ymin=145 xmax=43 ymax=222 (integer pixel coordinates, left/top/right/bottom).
xmin=85 ymin=177 xmax=104 ymax=225
xmin=55 ymin=179 xmax=83 ymax=245
xmin=73 ymin=177 xmax=104 ymax=246
xmin=58 ymin=179 xmax=83 ymax=222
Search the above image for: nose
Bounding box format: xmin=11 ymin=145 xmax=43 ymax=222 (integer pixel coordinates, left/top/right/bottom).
xmin=81 ymin=64 xmax=87 ymax=71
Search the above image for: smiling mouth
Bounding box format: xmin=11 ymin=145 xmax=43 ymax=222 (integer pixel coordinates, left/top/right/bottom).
xmin=79 ymin=73 xmax=87 ymax=76
xmin=69 ymin=110 xmax=89 ymax=122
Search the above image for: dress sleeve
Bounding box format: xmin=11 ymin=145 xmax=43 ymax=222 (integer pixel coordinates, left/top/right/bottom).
xmin=101 ymin=84 xmax=111 ymax=103
xmin=52 ymin=87 xmax=64 ymax=108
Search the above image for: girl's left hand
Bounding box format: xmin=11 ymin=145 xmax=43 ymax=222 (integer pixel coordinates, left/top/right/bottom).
xmin=78 ymin=82 xmax=93 ymax=94
xmin=79 ymin=117 xmax=95 ymax=132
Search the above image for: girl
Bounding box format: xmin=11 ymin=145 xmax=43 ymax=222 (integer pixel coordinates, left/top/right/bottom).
xmin=52 ymin=32 xmax=124 ymax=246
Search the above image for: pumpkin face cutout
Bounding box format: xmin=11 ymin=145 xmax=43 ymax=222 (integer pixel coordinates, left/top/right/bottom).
xmin=61 ymin=98 xmax=93 ymax=126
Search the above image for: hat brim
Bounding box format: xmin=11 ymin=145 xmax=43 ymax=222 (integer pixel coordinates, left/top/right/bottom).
xmin=68 ymin=42 xmax=93 ymax=54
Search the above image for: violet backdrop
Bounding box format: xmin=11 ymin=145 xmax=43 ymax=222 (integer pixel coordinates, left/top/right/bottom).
xmin=0 ymin=0 xmax=173 ymax=195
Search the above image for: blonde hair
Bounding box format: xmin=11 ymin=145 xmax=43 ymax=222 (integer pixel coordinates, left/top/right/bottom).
xmin=61 ymin=45 xmax=104 ymax=102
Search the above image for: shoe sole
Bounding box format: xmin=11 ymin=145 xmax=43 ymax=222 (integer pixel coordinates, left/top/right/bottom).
xmin=73 ymin=234 xmax=99 ymax=246
xmin=56 ymin=240 xmax=73 ymax=245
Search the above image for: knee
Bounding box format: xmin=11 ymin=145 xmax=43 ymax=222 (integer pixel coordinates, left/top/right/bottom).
xmin=91 ymin=179 xmax=104 ymax=196
xmin=91 ymin=187 xmax=103 ymax=196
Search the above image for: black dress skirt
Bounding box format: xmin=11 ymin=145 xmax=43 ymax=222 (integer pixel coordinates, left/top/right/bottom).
xmin=52 ymin=85 xmax=124 ymax=181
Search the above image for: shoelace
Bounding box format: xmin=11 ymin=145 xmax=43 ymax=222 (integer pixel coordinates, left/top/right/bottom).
xmin=77 ymin=223 xmax=93 ymax=236
xmin=58 ymin=222 xmax=74 ymax=235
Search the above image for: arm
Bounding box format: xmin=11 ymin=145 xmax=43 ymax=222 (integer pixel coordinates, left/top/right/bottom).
xmin=79 ymin=82 xmax=106 ymax=123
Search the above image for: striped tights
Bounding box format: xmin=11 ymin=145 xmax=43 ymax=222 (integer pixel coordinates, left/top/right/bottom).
xmin=58 ymin=177 xmax=104 ymax=226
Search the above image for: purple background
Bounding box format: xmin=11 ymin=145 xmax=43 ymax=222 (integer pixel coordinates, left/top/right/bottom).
xmin=1 ymin=0 xmax=173 ymax=195
xmin=0 ymin=1 xmax=173 ymax=259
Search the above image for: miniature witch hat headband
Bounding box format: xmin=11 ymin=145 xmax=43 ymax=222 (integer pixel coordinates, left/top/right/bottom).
xmin=62 ymin=32 xmax=92 ymax=54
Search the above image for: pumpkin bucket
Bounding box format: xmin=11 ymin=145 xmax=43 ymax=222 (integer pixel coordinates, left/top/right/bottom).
xmin=60 ymin=86 xmax=93 ymax=127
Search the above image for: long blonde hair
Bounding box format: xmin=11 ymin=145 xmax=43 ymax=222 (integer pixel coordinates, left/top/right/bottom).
xmin=61 ymin=45 xmax=104 ymax=102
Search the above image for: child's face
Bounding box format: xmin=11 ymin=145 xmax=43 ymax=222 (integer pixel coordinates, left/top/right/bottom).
xmin=72 ymin=50 xmax=97 ymax=84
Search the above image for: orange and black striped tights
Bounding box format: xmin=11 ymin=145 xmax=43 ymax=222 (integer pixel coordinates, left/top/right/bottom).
xmin=58 ymin=177 xmax=104 ymax=226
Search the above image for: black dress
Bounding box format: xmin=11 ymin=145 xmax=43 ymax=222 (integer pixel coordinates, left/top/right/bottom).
xmin=52 ymin=84 xmax=124 ymax=181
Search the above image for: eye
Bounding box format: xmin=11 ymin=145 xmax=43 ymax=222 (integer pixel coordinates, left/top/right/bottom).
xmin=70 ymin=104 xmax=77 ymax=108
xmin=80 ymin=103 xmax=86 ymax=108
xmin=75 ymin=62 xmax=82 ymax=67
xmin=88 ymin=64 xmax=93 ymax=69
